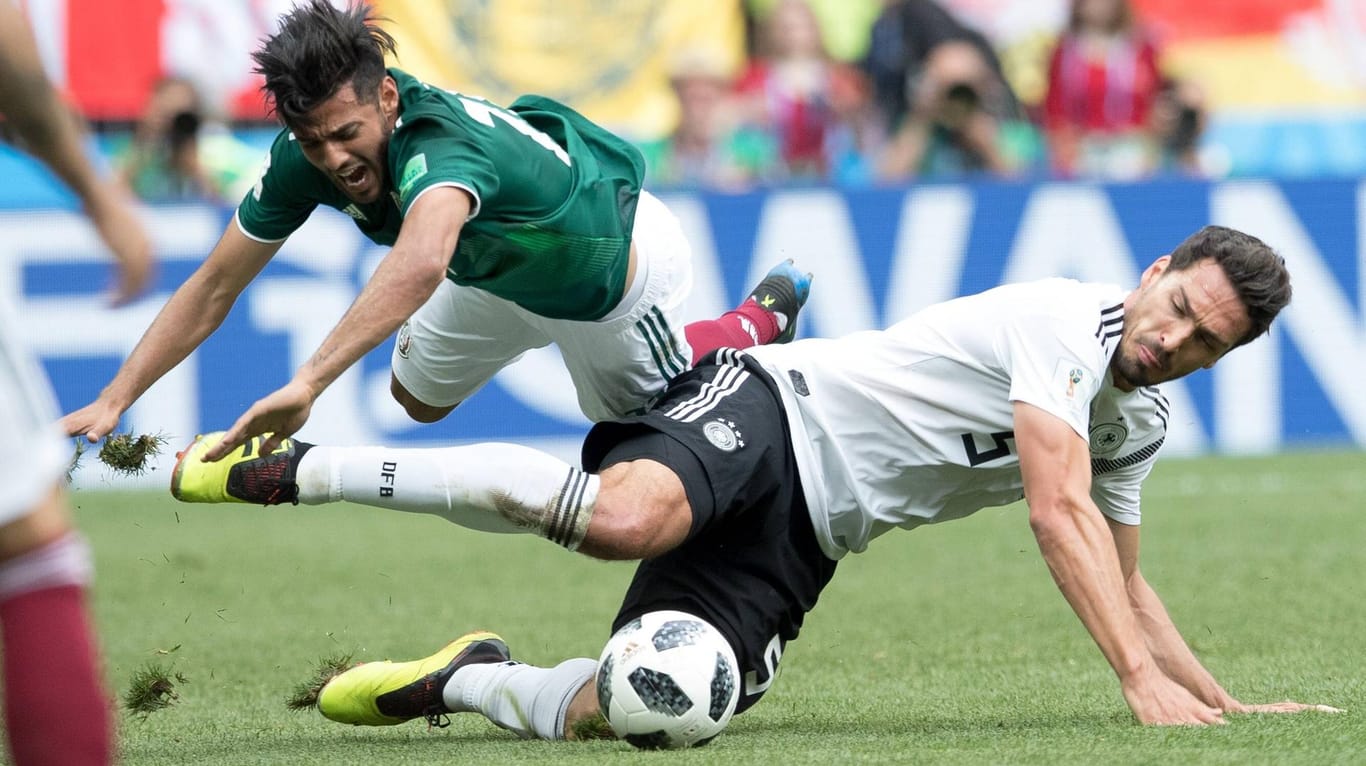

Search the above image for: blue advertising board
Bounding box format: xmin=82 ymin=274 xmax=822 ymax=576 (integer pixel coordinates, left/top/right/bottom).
xmin=3 ymin=176 xmax=1361 ymax=486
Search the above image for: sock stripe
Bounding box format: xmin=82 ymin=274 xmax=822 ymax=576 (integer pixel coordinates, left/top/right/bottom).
xmin=557 ymin=470 xmax=591 ymax=550
xmin=545 ymin=467 xmax=579 ymax=546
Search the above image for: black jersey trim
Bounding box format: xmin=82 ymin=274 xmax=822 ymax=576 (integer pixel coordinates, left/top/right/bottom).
xmin=1092 ymin=436 xmax=1165 ymax=475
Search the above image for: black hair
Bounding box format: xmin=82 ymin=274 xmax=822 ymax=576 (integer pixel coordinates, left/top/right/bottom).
xmin=251 ymin=0 xmax=397 ymax=128
xmin=1167 ymin=225 xmax=1292 ymax=347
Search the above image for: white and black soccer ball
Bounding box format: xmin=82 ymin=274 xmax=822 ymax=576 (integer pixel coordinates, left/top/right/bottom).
xmin=595 ymin=610 xmax=741 ymax=749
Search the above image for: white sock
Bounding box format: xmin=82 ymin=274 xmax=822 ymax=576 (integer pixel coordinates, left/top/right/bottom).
xmin=0 ymin=532 xmax=93 ymax=598
xmin=293 ymin=443 xmax=598 ymax=550
xmin=442 ymin=658 xmax=597 ymax=740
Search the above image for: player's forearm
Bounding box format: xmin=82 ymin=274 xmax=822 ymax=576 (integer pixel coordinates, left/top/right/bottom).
xmin=0 ymin=67 xmax=107 ymax=204
xmin=1128 ymin=574 xmax=1235 ymax=708
xmin=293 ymin=246 xmax=445 ymax=395
xmin=1031 ymin=502 xmax=1155 ymax=682
xmin=101 ymin=272 xmax=239 ymax=408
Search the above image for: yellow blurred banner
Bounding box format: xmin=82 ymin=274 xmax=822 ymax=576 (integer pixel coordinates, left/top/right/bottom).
xmin=375 ymin=0 xmax=746 ymax=140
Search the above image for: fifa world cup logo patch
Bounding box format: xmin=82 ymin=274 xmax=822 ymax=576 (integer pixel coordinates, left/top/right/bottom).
xmin=1065 ymin=368 xmax=1084 ymax=399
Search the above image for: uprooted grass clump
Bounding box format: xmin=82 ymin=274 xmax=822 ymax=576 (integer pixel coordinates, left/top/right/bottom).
xmin=286 ymin=654 xmax=355 ymax=711
xmin=123 ymin=662 xmax=188 ymax=716
xmin=98 ymin=431 xmax=170 ymax=475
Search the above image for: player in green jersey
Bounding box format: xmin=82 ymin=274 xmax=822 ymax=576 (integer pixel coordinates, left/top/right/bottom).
xmin=61 ymin=0 xmax=810 ymax=454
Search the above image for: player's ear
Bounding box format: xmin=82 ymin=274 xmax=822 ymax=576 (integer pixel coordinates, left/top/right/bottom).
xmin=1139 ymin=255 xmax=1172 ymax=289
xmin=380 ymin=76 xmax=399 ymax=119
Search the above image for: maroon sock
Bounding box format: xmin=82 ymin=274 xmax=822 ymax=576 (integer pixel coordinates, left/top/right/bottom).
xmin=1 ymin=585 xmax=112 ymax=766
xmin=684 ymin=300 xmax=781 ymax=364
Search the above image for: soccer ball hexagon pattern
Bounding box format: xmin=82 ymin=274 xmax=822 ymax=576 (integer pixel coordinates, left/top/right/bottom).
xmin=595 ymin=610 xmax=741 ymax=749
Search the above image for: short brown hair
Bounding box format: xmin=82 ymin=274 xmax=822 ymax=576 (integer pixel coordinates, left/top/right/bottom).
xmin=1167 ymin=225 xmax=1292 ymax=347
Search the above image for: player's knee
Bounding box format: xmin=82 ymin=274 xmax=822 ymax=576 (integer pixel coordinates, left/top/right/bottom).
xmin=582 ymin=462 xmax=691 ymax=561
xmin=389 ymin=374 xmax=457 ymax=423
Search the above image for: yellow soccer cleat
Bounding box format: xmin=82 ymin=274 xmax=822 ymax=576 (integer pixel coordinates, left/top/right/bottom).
xmin=317 ymin=631 xmax=511 ymax=727
xmin=169 ymin=431 xmax=311 ymax=505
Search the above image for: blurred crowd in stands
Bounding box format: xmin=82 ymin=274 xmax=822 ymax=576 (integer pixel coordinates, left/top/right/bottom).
xmin=88 ymin=0 xmax=1213 ymax=203
xmin=643 ymin=0 xmax=1209 ymax=190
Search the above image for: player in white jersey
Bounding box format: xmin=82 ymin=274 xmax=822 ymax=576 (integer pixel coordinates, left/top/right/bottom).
xmin=173 ymin=225 xmax=1339 ymax=740
xmin=0 ymin=1 xmax=153 ymax=762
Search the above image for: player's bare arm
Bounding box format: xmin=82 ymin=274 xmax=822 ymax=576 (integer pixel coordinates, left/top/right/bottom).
xmin=204 ymin=186 xmax=468 ymax=460
xmin=1014 ymin=401 xmax=1224 ymax=726
xmin=1108 ymin=519 xmax=1342 ymax=716
xmin=62 ymin=222 xmax=282 ymax=441
xmin=0 ymin=1 xmax=152 ymax=306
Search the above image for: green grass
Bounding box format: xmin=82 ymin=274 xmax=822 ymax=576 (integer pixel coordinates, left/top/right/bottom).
xmin=72 ymin=450 xmax=1364 ymax=765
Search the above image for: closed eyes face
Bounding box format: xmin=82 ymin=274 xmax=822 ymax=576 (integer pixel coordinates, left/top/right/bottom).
xmin=1112 ymin=256 xmax=1251 ymax=390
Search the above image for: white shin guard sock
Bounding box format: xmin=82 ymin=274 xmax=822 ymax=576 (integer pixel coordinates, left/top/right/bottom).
xmin=294 ymin=443 xmax=599 ymax=549
xmin=442 ymin=658 xmax=598 ymax=740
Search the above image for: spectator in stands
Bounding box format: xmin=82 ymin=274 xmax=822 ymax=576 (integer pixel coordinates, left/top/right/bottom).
xmin=737 ymin=0 xmax=868 ymax=181
xmin=862 ymin=0 xmax=1018 ymax=137
xmin=866 ymin=1 xmax=1035 ymax=179
xmin=115 ymin=76 xmax=259 ymax=204
xmin=1150 ymin=76 xmax=1208 ymax=176
xmin=638 ymin=49 xmax=777 ymax=191
xmin=1041 ymin=0 xmax=1164 ymax=179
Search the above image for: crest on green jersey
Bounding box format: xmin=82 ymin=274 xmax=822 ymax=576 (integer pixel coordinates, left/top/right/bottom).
xmin=399 ymin=153 xmax=429 ymax=201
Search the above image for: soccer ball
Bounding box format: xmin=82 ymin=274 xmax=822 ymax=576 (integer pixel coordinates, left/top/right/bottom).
xmin=595 ymin=610 xmax=741 ymax=749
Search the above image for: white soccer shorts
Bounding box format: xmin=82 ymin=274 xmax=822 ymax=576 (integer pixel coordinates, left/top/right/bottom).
xmin=390 ymin=190 xmax=695 ymax=423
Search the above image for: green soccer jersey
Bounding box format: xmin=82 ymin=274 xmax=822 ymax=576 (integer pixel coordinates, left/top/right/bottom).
xmin=236 ymin=68 xmax=646 ymax=320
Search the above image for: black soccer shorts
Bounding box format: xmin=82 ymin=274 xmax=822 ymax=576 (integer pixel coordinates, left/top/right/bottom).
xmin=583 ymin=348 xmax=838 ymax=714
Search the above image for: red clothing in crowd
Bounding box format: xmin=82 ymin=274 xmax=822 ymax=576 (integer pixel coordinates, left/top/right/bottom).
xmin=1043 ymin=32 xmax=1161 ymax=134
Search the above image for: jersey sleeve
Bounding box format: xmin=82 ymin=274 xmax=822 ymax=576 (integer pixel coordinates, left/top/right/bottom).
xmin=235 ymin=131 xmax=321 ymax=242
xmin=998 ymin=312 xmax=1106 ymax=441
xmin=389 ymin=110 xmax=499 ymax=218
xmin=1090 ymin=454 xmax=1156 ymax=525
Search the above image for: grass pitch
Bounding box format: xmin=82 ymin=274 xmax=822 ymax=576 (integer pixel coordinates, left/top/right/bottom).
xmin=72 ymin=450 xmax=1363 ymax=765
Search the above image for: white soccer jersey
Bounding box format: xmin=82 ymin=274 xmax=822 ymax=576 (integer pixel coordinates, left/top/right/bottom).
xmin=745 ymin=278 xmax=1169 ymax=560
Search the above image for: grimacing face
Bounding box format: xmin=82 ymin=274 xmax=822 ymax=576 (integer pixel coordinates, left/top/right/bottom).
xmin=291 ymin=76 xmax=399 ymax=205
xmin=1111 ymin=255 xmax=1253 ymax=391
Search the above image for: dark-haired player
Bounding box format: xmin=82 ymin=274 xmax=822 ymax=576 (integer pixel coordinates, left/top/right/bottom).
xmin=179 ymin=226 xmax=1338 ymax=740
xmin=63 ymin=0 xmax=810 ymax=456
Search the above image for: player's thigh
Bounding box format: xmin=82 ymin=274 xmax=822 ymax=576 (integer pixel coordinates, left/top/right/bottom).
xmin=390 ymin=279 xmax=550 ymax=409
xmin=0 ymin=316 xmax=70 ymax=528
xmin=608 ymin=495 xmax=836 ymax=716
xmin=546 ymin=191 xmax=695 ymax=422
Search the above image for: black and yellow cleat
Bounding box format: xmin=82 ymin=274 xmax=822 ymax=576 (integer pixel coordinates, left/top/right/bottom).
xmin=317 ymin=632 xmax=511 ymax=727
xmin=169 ymin=431 xmax=310 ymax=505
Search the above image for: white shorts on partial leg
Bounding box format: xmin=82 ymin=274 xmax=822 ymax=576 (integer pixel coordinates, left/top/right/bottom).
xmin=390 ymin=190 xmax=695 ymax=422
xmin=0 ymin=299 xmax=70 ymax=524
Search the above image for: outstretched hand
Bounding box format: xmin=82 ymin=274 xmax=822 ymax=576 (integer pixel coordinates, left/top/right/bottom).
xmin=87 ymin=184 xmax=154 ymax=307
xmin=61 ymin=396 xmax=125 ymax=443
xmin=204 ymin=379 xmax=315 ymax=461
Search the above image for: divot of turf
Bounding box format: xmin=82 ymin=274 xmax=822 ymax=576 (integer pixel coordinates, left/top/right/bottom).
xmin=123 ymin=662 xmax=188 ymax=716
xmin=99 ymin=431 xmax=170 ymax=475
xmin=286 ymin=654 xmax=355 ymax=712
